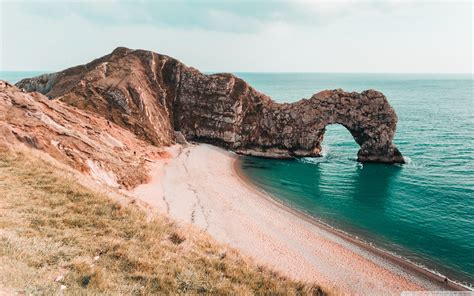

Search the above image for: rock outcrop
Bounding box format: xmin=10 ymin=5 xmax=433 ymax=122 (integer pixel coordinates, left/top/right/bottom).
xmin=16 ymin=47 xmax=404 ymax=163
xmin=0 ymin=80 xmax=167 ymax=189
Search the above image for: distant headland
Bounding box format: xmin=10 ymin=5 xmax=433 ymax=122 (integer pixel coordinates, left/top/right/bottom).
xmin=16 ymin=47 xmax=404 ymax=164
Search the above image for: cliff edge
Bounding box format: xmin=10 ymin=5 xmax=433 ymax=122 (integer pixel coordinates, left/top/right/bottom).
xmin=16 ymin=47 xmax=404 ymax=163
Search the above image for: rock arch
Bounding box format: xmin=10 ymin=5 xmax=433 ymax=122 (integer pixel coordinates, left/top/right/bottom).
xmin=175 ymin=72 xmax=404 ymax=164
xmin=310 ymin=89 xmax=404 ymax=163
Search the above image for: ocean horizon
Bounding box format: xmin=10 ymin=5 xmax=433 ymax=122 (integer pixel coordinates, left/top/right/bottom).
xmin=2 ymin=71 xmax=472 ymax=81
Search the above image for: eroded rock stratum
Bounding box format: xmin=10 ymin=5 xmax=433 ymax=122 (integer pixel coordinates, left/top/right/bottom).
xmin=16 ymin=47 xmax=404 ymax=163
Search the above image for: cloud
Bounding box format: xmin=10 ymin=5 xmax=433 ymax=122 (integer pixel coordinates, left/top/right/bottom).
xmin=1 ymin=0 xmax=471 ymax=73
xmin=11 ymin=0 xmax=377 ymax=33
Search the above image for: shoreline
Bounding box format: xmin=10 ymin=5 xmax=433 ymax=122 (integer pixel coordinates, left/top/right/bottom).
xmin=232 ymin=154 xmax=470 ymax=292
xmin=132 ymin=144 xmax=470 ymax=294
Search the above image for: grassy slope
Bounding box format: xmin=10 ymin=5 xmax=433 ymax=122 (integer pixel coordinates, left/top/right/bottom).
xmin=0 ymin=148 xmax=325 ymax=295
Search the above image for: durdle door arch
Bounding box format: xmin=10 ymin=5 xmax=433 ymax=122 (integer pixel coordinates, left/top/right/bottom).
xmin=175 ymin=71 xmax=404 ymax=164
xmin=308 ymin=89 xmax=404 ymax=164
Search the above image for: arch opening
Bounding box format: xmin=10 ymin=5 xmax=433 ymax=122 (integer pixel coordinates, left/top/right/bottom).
xmin=320 ymin=124 xmax=360 ymax=160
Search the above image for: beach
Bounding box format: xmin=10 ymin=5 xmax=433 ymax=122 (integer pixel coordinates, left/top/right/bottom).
xmin=132 ymin=143 xmax=466 ymax=295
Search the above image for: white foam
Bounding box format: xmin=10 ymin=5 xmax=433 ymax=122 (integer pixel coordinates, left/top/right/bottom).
xmin=403 ymin=156 xmax=413 ymax=165
xmin=299 ymin=145 xmax=330 ymax=164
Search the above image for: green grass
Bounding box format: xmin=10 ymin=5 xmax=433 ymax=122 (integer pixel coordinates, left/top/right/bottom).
xmin=0 ymin=147 xmax=326 ymax=295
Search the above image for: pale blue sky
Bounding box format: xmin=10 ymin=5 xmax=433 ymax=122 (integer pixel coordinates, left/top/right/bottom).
xmin=0 ymin=0 xmax=472 ymax=73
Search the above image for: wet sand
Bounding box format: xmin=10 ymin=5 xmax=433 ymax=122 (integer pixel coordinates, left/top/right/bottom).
xmin=131 ymin=143 xmax=468 ymax=295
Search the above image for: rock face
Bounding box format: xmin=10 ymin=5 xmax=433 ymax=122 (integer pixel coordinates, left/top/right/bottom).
xmin=0 ymin=80 xmax=166 ymax=189
xmin=16 ymin=47 xmax=404 ymax=163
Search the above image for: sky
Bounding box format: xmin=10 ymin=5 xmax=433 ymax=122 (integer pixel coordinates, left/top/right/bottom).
xmin=0 ymin=0 xmax=472 ymax=73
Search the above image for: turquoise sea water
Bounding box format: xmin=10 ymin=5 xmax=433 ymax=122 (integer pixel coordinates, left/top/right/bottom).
xmin=1 ymin=71 xmax=46 ymax=84
xmin=2 ymin=71 xmax=473 ymax=285
xmin=235 ymin=73 xmax=474 ymax=286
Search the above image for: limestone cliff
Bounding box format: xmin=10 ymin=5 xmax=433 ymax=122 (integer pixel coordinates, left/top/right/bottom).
xmin=16 ymin=47 xmax=404 ymax=163
xmin=0 ymin=81 xmax=166 ymax=189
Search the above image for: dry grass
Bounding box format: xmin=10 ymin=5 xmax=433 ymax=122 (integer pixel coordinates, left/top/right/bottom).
xmin=0 ymin=147 xmax=326 ymax=295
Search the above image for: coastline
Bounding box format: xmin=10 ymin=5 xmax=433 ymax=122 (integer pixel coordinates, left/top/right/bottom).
xmin=232 ymin=153 xmax=470 ymax=292
xmin=131 ymin=143 xmax=470 ymax=294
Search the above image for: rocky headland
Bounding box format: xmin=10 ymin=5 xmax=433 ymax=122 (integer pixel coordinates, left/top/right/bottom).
xmin=16 ymin=47 xmax=404 ymax=163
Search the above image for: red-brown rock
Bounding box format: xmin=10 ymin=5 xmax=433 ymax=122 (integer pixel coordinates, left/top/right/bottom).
xmin=16 ymin=47 xmax=404 ymax=163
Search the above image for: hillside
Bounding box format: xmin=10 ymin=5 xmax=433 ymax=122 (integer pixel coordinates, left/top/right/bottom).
xmin=0 ymin=145 xmax=325 ymax=295
xmin=0 ymin=78 xmax=327 ymax=295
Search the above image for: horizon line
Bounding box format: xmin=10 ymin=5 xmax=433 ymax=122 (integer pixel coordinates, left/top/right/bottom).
xmin=0 ymin=70 xmax=473 ymax=76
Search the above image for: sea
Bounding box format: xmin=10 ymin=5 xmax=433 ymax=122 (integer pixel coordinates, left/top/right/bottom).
xmin=235 ymin=73 xmax=474 ymax=287
xmin=2 ymin=71 xmax=473 ymax=286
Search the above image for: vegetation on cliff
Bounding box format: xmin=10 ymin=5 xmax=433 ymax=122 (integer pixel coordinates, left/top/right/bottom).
xmin=0 ymin=146 xmax=325 ymax=295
